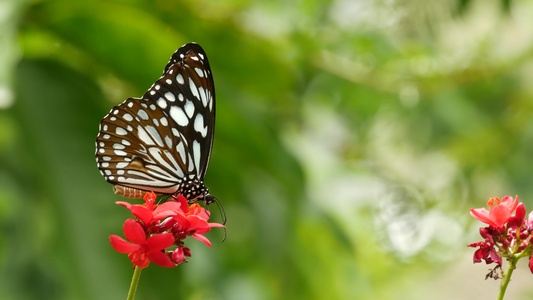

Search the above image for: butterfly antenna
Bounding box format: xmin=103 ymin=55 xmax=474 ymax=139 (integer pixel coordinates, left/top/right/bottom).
xmin=159 ymin=194 xmax=172 ymax=204
xmin=213 ymin=197 xmax=227 ymax=242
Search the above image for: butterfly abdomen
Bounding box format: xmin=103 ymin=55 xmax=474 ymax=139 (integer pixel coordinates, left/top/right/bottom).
xmin=113 ymin=185 xmax=150 ymax=199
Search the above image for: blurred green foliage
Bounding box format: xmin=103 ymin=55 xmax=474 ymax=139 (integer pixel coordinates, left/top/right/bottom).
xmin=2 ymin=0 xmax=533 ymax=299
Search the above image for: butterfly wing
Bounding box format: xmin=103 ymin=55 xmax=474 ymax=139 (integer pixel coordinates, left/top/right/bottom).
xmin=146 ymin=43 xmax=215 ymax=179
xmin=95 ymin=43 xmax=215 ymax=196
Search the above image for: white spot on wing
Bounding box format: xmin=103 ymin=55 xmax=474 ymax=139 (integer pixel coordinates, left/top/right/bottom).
xmin=137 ymin=125 xmax=156 ymax=146
xmin=138 ymin=109 xmax=149 ymax=120
xmin=114 ymin=150 xmax=127 ymax=156
xmin=176 ymin=74 xmax=184 ymax=85
xmin=169 ymin=106 xmax=189 ymax=126
xmin=123 ymin=113 xmax=133 ymax=121
xmin=198 ymin=86 xmax=207 ymax=107
xmin=195 ymin=67 xmax=204 ymax=78
xmin=194 ymin=114 xmax=207 ymax=138
xmin=116 ymin=127 xmax=127 ymax=136
xmin=189 ymin=80 xmax=200 ymax=101
xmin=146 ymin=125 xmax=164 ymax=147
xmin=165 ymin=92 xmax=175 ymax=102
xmin=116 ymin=162 xmax=129 ymax=169
xmin=171 ymin=128 xmax=179 ymax=137
xmin=184 ymin=100 xmax=195 ymax=118
xmin=165 ymin=135 xmax=172 ymax=148
xmin=176 ymin=141 xmax=186 ymax=164
xmin=157 ymin=98 xmax=167 ymax=109
xmin=192 ymin=140 xmax=201 ymax=175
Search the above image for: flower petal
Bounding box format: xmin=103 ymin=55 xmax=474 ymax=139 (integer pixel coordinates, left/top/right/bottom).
xmin=123 ymin=219 xmax=147 ymax=244
xmin=153 ymin=202 xmax=180 ymax=220
xmin=109 ymin=235 xmax=141 ymax=253
xmin=501 ymin=195 xmax=518 ymax=212
xmin=146 ymin=233 xmax=175 ymax=251
xmin=148 ymin=251 xmax=175 ymax=268
xmin=489 ymin=205 xmax=511 ymax=227
xmin=192 ymin=233 xmax=212 ymax=247
xmin=175 ymin=194 xmax=189 ymax=212
xmin=185 ymin=215 xmax=210 ymax=232
xmin=116 ymin=201 xmax=132 ymax=209
xmin=130 ymin=205 xmax=154 ymax=225
xmin=208 ymin=222 xmax=225 ymax=228
xmin=470 ymin=208 xmax=495 ymax=226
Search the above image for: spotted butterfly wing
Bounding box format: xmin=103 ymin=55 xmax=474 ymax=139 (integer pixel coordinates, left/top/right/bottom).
xmin=95 ymin=42 xmax=215 ymax=203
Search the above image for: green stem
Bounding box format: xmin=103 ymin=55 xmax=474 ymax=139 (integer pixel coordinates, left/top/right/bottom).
xmin=127 ymin=266 xmax=142 ymax=300
xmin=498 ymin=257 xmax=518 ymax=300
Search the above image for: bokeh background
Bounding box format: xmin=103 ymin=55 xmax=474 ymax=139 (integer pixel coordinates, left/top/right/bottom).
xmin=2 ymin=0 xmax=533 ymax=299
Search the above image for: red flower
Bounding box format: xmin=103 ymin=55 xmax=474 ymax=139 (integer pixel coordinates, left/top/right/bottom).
xmin=470 ymin=196 xmax=519 ymax=227
xmin=110 ymin=219 xmax=175 ymax=268
xmin=171 ymin=195 xmax=225 ymax=246
xmin=110 ymin=192 xmax=225 ymax=268
xmin=116 ymin=192 xmax=178 ymax=229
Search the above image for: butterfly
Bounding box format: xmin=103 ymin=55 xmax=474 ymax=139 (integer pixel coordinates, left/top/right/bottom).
xmin=95 ymin=42 xmax=215 ymax=204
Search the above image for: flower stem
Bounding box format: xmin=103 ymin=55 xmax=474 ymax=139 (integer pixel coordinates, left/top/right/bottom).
xmin=498 ymin=257 xmax=518 ymax=300
xmin=127 ymin=266 xmax=142 ymax=300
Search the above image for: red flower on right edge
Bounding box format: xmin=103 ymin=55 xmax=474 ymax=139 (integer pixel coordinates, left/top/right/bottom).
xmin=110 ymin=192 xmax=224 ymax=269
xmin=470 ymin=196 xmax=519 ymax=228
xmin=468 ymin=195 xmax=533 ymax=275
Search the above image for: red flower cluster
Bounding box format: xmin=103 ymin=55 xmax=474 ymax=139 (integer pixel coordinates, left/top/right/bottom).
xmin=109 ymin=192 xmax=224 ymax=268
xmin=468 ymin=196 xmax=533 ymax=274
